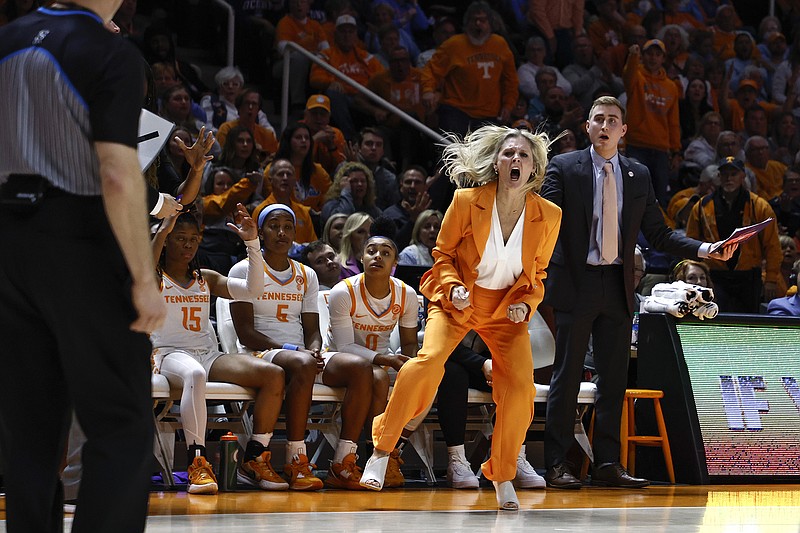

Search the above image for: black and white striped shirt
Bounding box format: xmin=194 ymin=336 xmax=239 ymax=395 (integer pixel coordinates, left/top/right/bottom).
xmin=0 ymin=6 xmax=144 ymax=196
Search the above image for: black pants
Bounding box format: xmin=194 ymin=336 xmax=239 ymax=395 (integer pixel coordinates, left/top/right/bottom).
xmin=0 ymin=193 xmax=153 ymax=533
xmin=437 ymin=346 xmax=492 ymax=447
xmin=545 ymin=265 xmax=631 ymax=467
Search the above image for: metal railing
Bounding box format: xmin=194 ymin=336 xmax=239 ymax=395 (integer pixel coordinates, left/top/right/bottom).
xmin=210 ymin=0 xmax=235 ymax=67
xmin=280 ymin=41 xmax=449 ymax=145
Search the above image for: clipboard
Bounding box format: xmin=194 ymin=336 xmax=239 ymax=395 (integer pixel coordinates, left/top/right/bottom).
xmin=137 ymin=109 xmax=175 ymax=171
xmin=708 ymin=217 xmax=773 ymax=254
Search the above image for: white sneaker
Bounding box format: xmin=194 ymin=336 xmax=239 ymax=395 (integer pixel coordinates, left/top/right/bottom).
xmin=514 ymin=456 xmax=546 ymax=489
xmin=447 ymin=457 xmax=480 ymax=489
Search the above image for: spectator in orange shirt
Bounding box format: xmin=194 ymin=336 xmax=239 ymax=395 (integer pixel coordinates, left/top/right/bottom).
xmin=302 ymin=94 xmax=347 ymax=176
xmin=309 ymin=14 xmax=385 ymax=140
xmin=420 ymin=2 xmax=519 ymax=137
xmin=252 ymin=159 xmax=319 ymax=244
xmin=526 ymin=0 xmax=584 ymax=68
xmin=719 ymin=76 xmax=778 ymax=134
xmin=623 ymin=39 xmax=682 ymax=205
xmin=662 ymin=0 xmax=703 ymax=30
xmin=744 ymin=135 xmax=787 ymax=202
xmin=273 ymin=0 xmax=330 ymax=111
xmin=602 ymin=23 xmax=647 ymax=78
xmin=366 ymin=46 xmax=429 ymax=169
xmin=710 ymin=5 xmax=741 ymax=61
xmin=216 ymin=88 xmax=279 ymax=157
xmin=587 ymin=0 xmax=626 ymax=53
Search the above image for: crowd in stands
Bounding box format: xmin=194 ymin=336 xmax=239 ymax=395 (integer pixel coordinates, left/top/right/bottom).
xmin=7 ymin=0 xmax=800 ymax=497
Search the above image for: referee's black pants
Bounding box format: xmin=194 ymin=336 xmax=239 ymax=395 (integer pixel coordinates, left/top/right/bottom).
xmin=0 ymin=193 xmax=153 ymax=533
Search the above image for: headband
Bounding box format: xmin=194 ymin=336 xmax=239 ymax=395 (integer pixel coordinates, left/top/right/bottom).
xmin=257 ymin=203 xmax=296 ymax=229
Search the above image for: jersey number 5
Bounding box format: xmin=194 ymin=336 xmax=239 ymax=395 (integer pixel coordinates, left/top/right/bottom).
xmin=276 ymin=304 xmax=289 ymax=322
xmin=182 ymin=306 xmax=202 ymax=332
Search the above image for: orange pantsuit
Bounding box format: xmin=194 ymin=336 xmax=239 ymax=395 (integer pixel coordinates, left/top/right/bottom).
xmin=372 ymin=182 xmax=562 ymax=482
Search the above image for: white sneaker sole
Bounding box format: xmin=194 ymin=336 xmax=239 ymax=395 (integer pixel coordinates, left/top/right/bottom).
xmin=513 ymin=475 xmax=546 ymax=489
xmin=188 ymin=482 xmax=218 ymax=495
xmin=448 ymin=477 xmax=480 ymax=489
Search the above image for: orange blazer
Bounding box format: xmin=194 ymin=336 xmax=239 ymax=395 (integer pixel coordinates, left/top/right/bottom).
xmin=420 ymin=182 xmax=562 ymax=324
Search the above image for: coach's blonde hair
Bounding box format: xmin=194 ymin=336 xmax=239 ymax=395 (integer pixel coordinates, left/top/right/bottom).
xmin=441 ymin=125 xmax=553 ymax=194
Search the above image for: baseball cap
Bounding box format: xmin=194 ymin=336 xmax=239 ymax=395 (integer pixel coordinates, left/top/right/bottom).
xmin=335 ymin=15 xmax=357 ymax=28
xmin=305 ymin=94 xmax=330 ymax=113
xmin=642 ymin=39 xmax=666 ymax=53
xmin=717 ymin=156 xmax=745 ymax=172
xmin=737 ymin=79 xmax=759 ymax=92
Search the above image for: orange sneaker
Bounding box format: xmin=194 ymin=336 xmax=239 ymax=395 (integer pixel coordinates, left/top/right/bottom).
xmin=284 ymin=453 xmax=324 ymax=491
xmin=187 ymin=456 xmax=218 ymax=495
xmin=384 ymin=448 xmax=405 ymax=488
xmin=238 ymin=451 xmax=289 ymax=491
xmin=325 ymin=453 xmax=366 ymax=490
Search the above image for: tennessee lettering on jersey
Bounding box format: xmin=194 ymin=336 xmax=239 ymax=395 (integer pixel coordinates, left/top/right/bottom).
xmin=354 ymin=322 xmax=395 ymax=333
xmin=163 ymin=294 xmax=210 ymax=304
xmin=259 ymin=292 xmax=304 ymax=301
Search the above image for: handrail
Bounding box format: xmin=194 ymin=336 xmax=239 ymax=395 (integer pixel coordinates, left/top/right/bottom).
xmin=281 ymin=41 xmax=450 ymax=145
xmin=210 ymin=0 xmax=235 ymax=67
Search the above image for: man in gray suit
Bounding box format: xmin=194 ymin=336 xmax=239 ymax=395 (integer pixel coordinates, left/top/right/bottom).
xmin=540 ymin=96 xmax=735 ymax=488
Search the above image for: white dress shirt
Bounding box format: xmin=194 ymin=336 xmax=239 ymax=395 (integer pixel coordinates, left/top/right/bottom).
xmin=475 ymin=199 xmax=525 ymax=289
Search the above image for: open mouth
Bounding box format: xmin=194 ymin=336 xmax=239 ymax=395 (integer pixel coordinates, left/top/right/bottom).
xmin=599 ymin=134 xmax=609 ymax=141
xmin=510 ymin=168 xmax=520 ymax=181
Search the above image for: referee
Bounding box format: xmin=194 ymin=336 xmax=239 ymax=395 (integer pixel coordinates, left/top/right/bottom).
xmin=0 ymin=2 xmax=165 ymax=532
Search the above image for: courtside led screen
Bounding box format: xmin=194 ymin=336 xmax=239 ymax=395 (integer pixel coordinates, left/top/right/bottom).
xmin=676 ymin=323 xmax=800 ymax=476
xmin=637 ymin=313 xmax=800 ymax=483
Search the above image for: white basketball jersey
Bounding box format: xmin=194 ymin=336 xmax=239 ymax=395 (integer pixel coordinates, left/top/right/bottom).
xmin=326 ymin=274 xmax=418 ymax=353
xmin=150 ymin=272 xmax=216 ymax=352
xmin=230 ymin=257 xmax=319 ymax=349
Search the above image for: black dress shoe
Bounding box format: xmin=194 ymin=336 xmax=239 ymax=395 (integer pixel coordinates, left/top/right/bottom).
xmin=545 ymin=463 xmax=582 ymax=489
xmin=590 ymin=462 xmax=650 ymax=488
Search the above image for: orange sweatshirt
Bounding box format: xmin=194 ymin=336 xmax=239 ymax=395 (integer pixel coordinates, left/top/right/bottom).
xmin=275 ymin=15 xmax=328 ymax=53
xmin=623 ymin=54 xmax=681 ymax=152
xmin=421 ymin=34 xmax=519 ymax=119
xmin=309 ymin=45 xmax=384 ymax=95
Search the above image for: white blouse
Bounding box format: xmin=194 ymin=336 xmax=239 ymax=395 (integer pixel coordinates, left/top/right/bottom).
xmin=475 ymin=199 xmax=525 ymax=290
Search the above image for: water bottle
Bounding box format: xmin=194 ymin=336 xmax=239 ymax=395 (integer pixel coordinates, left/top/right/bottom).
xmin=218 ymin=432 xmax=239 ymax=491
xmin=631 ymin=311 xmax=640 ymax=349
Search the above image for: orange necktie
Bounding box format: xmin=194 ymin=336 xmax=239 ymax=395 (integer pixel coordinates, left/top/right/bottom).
xmin=601 ymin=162 xmax=618 ymax=264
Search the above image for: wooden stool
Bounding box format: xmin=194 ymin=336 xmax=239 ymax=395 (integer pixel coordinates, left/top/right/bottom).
xmin=581 ymin=389 xmax=675 ymax=483
xmin=621 ymin=389 xmax=675 ymax=483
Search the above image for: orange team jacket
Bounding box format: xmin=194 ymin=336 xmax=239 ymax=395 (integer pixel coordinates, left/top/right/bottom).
xmin=252 ymin=194 xmax=318 ymax=244
xmin=420 ymin=34 xmax=519 ymax=119
xmin=275 ymin=15 xmax=328 ymax=52
xmin=419 ymin=182 xmax=562 ymax=325
xmin=309 ymin=46 xmax=384 ymax=95
xmin=623 ymin=53 xmax=681 ymax=153
xmin=261 ymin=160 xmax=331 ymax=212
xmin=216 ymin=119 xmax=278 ymax=154
xmin=685 ymin=191 xmax=782 ymax=283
